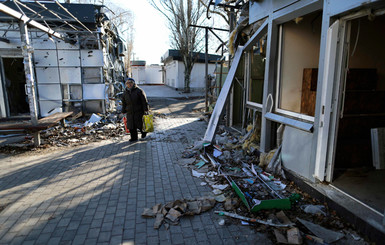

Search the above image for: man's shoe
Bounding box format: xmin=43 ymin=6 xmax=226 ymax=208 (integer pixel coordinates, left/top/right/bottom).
xmin=129 ymin=138 xmax=138 ymax=142
xmin=141 ymin=132 xmax=147 ymax=139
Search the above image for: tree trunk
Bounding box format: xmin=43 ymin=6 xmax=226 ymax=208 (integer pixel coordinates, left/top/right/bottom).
xmin=184 ymin=69 xmax=191 ymax=93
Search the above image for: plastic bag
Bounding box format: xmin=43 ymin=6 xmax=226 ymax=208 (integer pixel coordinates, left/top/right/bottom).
xmin=123 ymin=116 xmax=130 ymax=133
xmin=142 ymin=114 xmax=154 ymax=132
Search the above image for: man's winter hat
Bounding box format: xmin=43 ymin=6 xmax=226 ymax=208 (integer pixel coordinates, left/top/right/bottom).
xmin=126 ymin=77 xmax=135 ymax=83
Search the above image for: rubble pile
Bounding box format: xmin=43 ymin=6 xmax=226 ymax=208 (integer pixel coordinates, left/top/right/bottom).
xmin=0 ymin=113 xmax=138 ymax=153
xmin=142 ymin=197 xmax=216 ymax=230
xmin=176 ymin=125 xmax=368 ymax=244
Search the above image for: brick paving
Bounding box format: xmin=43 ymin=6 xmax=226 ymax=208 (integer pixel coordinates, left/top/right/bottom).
xmin=0 ymin=116 xmax=273 ymax=244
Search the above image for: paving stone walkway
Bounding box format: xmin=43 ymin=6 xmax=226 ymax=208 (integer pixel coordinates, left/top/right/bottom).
xmin=0 ymin=116 xmax=273 ymax=244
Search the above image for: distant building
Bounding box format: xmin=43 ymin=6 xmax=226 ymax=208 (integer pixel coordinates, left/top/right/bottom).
xmin=161 ymin=49 xmax=221 ymax=91
xmin=131 ymin=61 xmax=163 ymax=85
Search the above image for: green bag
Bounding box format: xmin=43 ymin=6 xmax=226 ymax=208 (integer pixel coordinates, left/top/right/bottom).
xmin=142 ymin=114 xmax=154 ymax=132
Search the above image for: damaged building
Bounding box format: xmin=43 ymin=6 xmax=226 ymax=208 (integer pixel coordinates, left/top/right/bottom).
xmin=206 ymin=0 xmax=385 ymax=242
xmin=0 ymin=0 xmax=126 ymax=118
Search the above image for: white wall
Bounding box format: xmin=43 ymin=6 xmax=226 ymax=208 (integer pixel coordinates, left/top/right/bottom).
xmin=165 ymin=60 xmax=178 ymax=88
xmin=165 ymin=60 xmax=217 ymax=91
xmin=132 ymin=66 xmax=146 ymax=84
xmin=145 ymin=65 xmax=163 ymax=84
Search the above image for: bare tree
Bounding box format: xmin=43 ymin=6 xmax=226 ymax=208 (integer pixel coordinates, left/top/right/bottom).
xmin=149 ymin=0 xmax=205 ymax=93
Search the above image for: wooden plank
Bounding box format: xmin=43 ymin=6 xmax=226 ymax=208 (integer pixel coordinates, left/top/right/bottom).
xmin=203 ymin=47 xmax=244 ymax=143
xmin=0 ymin=112 xmax=73 ymax=132
xmin=38 ymin=112 xmax=73 ymax=124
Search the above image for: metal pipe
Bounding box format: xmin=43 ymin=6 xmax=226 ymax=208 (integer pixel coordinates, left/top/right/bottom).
xmin=0 ymin=3 xmax=67 ymax=42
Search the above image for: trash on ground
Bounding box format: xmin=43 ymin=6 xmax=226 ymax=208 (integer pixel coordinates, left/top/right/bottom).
xmin=297 ymin=217 xmax=344 ymax=243
xmin=142 ymin=197 xmax=216 ymax=229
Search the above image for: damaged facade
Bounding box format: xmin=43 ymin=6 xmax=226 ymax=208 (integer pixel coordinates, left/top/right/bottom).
xmin=206 ymin=0 xmax=385 ymax=241
xmin=0 ymin=1 xmax=125 ymax=118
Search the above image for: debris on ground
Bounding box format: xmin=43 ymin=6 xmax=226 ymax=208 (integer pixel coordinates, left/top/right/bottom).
xmin=142 ymin=197 xmax=216 ymax=229
xmin=0 ymin=111 xmax=159 ymax=154
xmin=177 ymin=124 xmax=370 ymax=244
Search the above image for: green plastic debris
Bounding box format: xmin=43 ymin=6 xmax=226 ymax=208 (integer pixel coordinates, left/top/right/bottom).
xmin=231 ymin=178 xmax=301 ymax=212
xmin=289 ymin=193 xmax=302 ymax=203
xmin=231 ymin=180 xmax=250 ymax=210
xmin=251 ymin=198 xmax=291 ymax=212
xmin=195 ymin=161 xmax=206 ymax=169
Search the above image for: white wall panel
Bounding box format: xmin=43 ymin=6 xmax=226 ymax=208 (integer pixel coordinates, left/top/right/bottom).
xmin=81 ymin=50 xmax=103 ymax=67
xmin=31 ymin=38 xmax=56 ymax=50
xmin=35 ymin=67 xmax=60 ymax=84
xmin=39 ymin=100 xmax=62 ymax=117
xmin=83 ymin=84 xmax=106 ymax=100
xmin=0 ymin=37 xmax=22 ymax=49
xmin=37 ymin=84 xmax=62 ymax=100
xmin=58 ymin=50 xmax=81 ymax=66
xmin=34 ymin=50 xmax=58 ymax=67
xmin=56 ymin=39 xmax=79 ymax=50
xmin=60 ymin=67 xmax=81 ymax=84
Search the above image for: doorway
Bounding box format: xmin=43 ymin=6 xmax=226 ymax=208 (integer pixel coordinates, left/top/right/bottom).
xmin=2 ymin=58 xmax=29 ymax=116
xmin=331 ymin=13 xmax=385 ymax=214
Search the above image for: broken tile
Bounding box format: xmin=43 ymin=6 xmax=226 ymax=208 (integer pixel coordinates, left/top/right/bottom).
xmin=186 ymin=201 xmax=201 ymax=215
xmin=214 ymin=194 xmax=227 ymax=203
xmin=141 ymin=208 xmax=156 ymax=218
xmin=166 ymin=208 xmax=182 ymax=223
xmin=274 ymin=229 xmax=288 ymax=244
xmin=154 ymin=213 xmax=164 ymax=229
xmin=287 ymin=227 xmax=302 ymax=244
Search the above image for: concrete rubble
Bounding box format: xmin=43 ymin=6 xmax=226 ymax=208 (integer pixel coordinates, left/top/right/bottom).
xmin=0 ymin=112 xmax=142 ymax=154
xmin=141 ymin=197 xmax=216 ymax=229
xmin=177 ymin=124 xmax=369 ymax=244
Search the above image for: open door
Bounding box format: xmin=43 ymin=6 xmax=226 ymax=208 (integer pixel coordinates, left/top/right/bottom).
xmin=314 ymin=20 xmax=341 ymax=182
xmin=2 ymin=57 xmax=29 ymax=117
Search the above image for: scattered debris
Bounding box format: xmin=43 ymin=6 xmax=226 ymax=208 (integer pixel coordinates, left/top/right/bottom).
xmin=215 ymin=211 xmax=294 ymax=228
xmin=297 ymin=217 xmax=345 ymax=243
xmin=177 ymin=124 xmax=368 ymax=244
xmin=287 ymin=227 xmax=302 ymax=244
xmin=142 ymin=197 xmax=216 ymax=229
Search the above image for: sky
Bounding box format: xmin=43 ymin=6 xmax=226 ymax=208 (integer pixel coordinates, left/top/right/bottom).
xmin=111 ymin=0 xmax=170 ymax=65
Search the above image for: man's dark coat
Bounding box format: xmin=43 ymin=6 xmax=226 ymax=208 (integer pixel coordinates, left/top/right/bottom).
xmin=121 ymin=85 xmax=149 ymax=129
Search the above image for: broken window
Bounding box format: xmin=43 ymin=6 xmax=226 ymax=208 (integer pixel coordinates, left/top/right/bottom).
xmin=84 ymin=100 xmax=104 ymax=114
xmin=276 ymin=11 xmax=322 ymax=120
xmin=62 ymin=84 xmax=82 ymax=101
xmin=82 ymin=67 xmax=102 ymax=84
xmin=247 ymin=37 xmax=266 ymax=106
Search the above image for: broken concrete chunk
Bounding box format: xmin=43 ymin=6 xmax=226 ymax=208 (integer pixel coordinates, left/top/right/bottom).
xmin=297 ymin=218 xmax=344 ymax=243
xmin=199 ymin=198 xmax=216 ymax=212
xmin=211 ymin=184 xmax=229 ymax=190
xmin=224 ymin=198 xmax=239 ymax=211
xmin=154 ymin=213 xmax=164 ymax=229
xmin=141 ymin=208 xmax=156 ymax=218
xmin=276 ymin=211 xmax=292 ymax=225
xmin=274 ymin=229 xmax=288 ymax=244
xmin=165 ymin=208 xmax=182 ymax=223
xmin=152 ymin=204 xmax=162 ymax=214
xmin=287 ymin=227 xmax=302 ymax=244
xmin=186 ymin=201 xmax=201 ymax=215
xmin=214 ymin=194 xmax=227 ymax=203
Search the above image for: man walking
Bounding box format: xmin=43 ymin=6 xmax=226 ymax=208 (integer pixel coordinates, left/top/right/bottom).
xmin=121 ymin=78 xmax=149 ymax=142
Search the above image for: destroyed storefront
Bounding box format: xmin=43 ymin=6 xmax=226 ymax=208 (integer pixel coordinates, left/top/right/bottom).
xmin=205 ymin=0 xmax=385 ymax=242
xmin=0 ymin=1 xmax=125 ymax=118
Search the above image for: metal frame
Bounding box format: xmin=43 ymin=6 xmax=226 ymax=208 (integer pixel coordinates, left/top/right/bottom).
xmin=274 ymin=24 xmax=315 ymax=123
